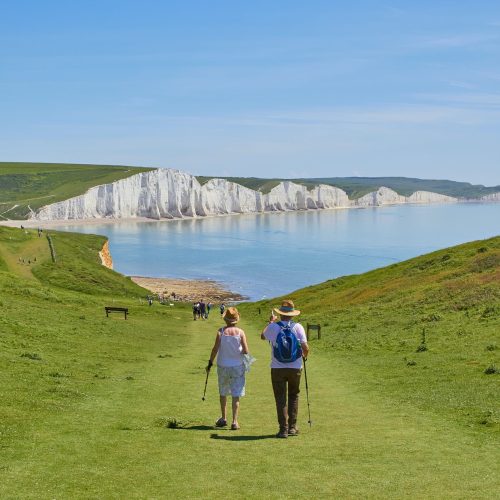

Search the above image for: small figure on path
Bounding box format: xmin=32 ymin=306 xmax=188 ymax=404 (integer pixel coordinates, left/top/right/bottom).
xmin=220 ymin=303 xmax=225 ymax=316
xmin=206 ymin=307 xmax=249 ymax=430
xmin=199 ymin=300 xmax=207 ymax=320
xmin=207 ymin=302 xmax=212 ymax=318
xmin=261 ymin=299 xmax=309 ymax=438
xmin=192 ymin=302 xmax=199 ymax=321
xmin=148 ymin=296 xmax=153 ymax=306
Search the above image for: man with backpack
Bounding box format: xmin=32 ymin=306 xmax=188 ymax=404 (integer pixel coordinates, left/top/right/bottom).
xmin=261 ymin=299 xmax=309 ymax=438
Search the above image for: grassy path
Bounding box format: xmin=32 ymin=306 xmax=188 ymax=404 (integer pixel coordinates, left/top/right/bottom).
xmin=1 ymin=309 xmax=498 ymax=499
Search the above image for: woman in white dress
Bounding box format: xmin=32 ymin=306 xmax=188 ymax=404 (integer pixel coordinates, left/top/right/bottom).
xmin=206 ymin=307 xmax=249 ymax=430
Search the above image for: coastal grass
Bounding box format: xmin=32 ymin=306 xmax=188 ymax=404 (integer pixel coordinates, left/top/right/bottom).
xmin=0 ymin=162 xmax=154 ymax=220
xmin=0 ymin=227 xmax=498 ymax=498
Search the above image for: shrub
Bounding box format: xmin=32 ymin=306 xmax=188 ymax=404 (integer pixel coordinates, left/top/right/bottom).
xmin=422 ymin=313 xmax=440 ymax=322
xmin=154 ymin=417 xmax=185 ymax=429
xmin=481 ymin=306 xmax=497 ymax=319
xmin=484 ymin=365 xmax=499 ymax=375
xmin=20 ymin=352 xmax=42 ymax=361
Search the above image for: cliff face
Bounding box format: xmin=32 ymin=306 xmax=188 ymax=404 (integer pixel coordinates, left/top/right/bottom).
xmin=32 ymin=168 xmax=468 ymax=222
xmin=99 ymin=240 xmax=113 ymax=269
xmin=480 ymin=192 xmax=500 ymax=202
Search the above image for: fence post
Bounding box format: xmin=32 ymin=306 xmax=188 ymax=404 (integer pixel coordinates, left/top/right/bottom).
xmin=46 ymin=234 xmax=57 ymax=263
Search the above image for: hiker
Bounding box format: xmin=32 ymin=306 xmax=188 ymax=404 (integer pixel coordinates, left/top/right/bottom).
xmin=261 ymin=299 xmax=309 ymax=438
xmin=199 ymin=300 xmax=207 ymax=320
xmin=206 ymin=307 xmax=249 ymax=430
xmin=207 ymin=302 xmax=212 ymax=317
xmin=192 ymin=302 xmax=199 ymax=320
xmin=220 ymin=303 xmax=225 ymax=316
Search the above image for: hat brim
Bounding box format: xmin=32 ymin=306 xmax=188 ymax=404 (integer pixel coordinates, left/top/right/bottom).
xmin=274 ymin=307 xmax=301 ymax=317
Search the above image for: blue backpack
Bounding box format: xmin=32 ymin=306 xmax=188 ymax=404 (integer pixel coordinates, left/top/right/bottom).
xmin=273 ymin=321 xmax=302 ymax=363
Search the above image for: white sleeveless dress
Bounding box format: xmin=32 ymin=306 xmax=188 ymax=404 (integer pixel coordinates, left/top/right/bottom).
xmin=216 ymin=327 xmax=246 ymax=397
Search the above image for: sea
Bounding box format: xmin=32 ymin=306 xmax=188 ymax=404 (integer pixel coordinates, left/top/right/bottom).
xmin=58 ymin=203 xmax=499 ymax=301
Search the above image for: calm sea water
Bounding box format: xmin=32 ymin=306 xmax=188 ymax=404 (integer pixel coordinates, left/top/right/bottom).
xmin=59 ymin=203 xmax=499 ymax=300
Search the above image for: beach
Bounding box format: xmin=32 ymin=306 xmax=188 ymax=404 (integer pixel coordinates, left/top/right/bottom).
xmin=130 ymin=276 xmax=246 ymax=303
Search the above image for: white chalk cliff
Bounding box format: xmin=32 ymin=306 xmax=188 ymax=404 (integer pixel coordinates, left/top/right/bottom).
xmin=480 ymin=192 xmax=500 ymax=202
xmin=32 ymin=168 xmax=471 ymax=222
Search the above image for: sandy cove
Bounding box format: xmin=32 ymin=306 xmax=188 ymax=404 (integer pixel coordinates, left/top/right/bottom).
xmin=130 ymin=276 xmax=246 ymax=303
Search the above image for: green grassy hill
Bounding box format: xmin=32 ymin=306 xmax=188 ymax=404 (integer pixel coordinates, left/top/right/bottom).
xmin=0 ymin=227 xmax=498 ymax=498
xmin=241 ymin=236 xmax=500 ymax=430
xmin=198 ymin=174 xmax=500 ymax=199
xmin=0 ymin=162 xmax=154 ymax=220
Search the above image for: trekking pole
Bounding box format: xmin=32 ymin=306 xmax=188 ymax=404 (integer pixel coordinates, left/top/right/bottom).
xmin=303 ymin=357 xmax=312 ymax=427
xmin=202 ymin=369 xmax=210 ymax=401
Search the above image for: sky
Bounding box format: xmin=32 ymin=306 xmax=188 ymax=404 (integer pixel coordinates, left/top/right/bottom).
xmin=1 ymin=1 xmax=499 ymax=185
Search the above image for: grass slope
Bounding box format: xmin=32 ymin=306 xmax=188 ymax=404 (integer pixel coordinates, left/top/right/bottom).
xmin=0 ymin=227 xmax=498 ymax=498
xmin=0 ymin=162 xmax=154 ymax=220
xmin=197 ymin=174 xmax=500 ymax=199
xmin=241 ymin=236 xmax=500 ymax=430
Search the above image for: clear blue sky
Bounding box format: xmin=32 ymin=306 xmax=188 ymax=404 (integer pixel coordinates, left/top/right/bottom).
xmin=1 ymin=1 xmax=499 ymax=184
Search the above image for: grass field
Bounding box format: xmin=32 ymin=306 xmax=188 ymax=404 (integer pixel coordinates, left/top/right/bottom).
xmin=0 ymin=162 xmax=154 ymax=220
xmin=0 ymin=226 xmax=498 ymax=498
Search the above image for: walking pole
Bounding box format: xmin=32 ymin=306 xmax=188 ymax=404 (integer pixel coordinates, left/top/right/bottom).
xmin=202 ymin=370 xmax=210 ymax=401
xmin=303 ymin=357 xmax=312 ymax=427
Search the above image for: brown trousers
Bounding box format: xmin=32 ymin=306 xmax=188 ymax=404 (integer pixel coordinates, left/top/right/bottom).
xmin=271 ymin=368 xmax=302 ymax=431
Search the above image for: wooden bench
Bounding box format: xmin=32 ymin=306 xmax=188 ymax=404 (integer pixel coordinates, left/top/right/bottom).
xmin=306 ymin=323 xmax=321 ymax=340
xmin=105 ymin=306 xmax=129 ymax=320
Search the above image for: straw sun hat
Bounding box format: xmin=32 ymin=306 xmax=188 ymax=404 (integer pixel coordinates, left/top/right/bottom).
xmin=273 ymin=299 xmax=301 ymax=317
xmin=223 ymin=307 xmax=240 ymax=324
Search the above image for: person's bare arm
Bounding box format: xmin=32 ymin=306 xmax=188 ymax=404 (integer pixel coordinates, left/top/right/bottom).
xmin=261 ymin=313 xmax=277 ymax=340
xmin=207 ymin=331 xmax=221 ymax=372
xmin=240 ymin=331 xmax=249 ymax=355
xmin=301 ymin=341 xmax=310 ymax=359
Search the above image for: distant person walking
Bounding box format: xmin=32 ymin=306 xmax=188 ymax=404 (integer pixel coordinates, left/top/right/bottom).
xmin=193 ymin=302 xmax=199 ymax=321
xmin=206 ymin=307 xmax=249 ymax=430
xmin=207 ymin=302 xmax=212 ymax=318
xmin=199 ymin=300 xmax=207 ymax=319
xmin=220 ymin=303 xmax=225 ymax=316
xmin=261 ymin=300 xmax=309 ymax=438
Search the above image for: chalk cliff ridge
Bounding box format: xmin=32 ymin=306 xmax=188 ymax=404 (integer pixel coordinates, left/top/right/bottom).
xmin=31 ymin=168 xmax=467 ymax=222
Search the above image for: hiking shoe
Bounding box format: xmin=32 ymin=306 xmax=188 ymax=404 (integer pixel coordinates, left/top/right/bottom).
xmin=276 ymin=429 xmax=288 ymax=439
xmin=288 ymin=427 xmax=299 ymax=436
xmin=215 ymin=418 xmax=227 ymax=427
xmin=230 ymin=423 xmax=240 ymax=430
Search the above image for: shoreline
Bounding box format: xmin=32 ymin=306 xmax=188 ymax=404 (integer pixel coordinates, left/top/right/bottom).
xmin=0 ymin=200 xmax=496 ymax=230
xmin=130 ymin=275 xmax=247 ymax=303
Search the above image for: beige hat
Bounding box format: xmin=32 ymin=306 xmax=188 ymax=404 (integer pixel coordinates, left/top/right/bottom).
xmin=223 ymin=306 xmax=240 ymax=324
xmin=274 ymin=299 xmax=301 ymax=317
